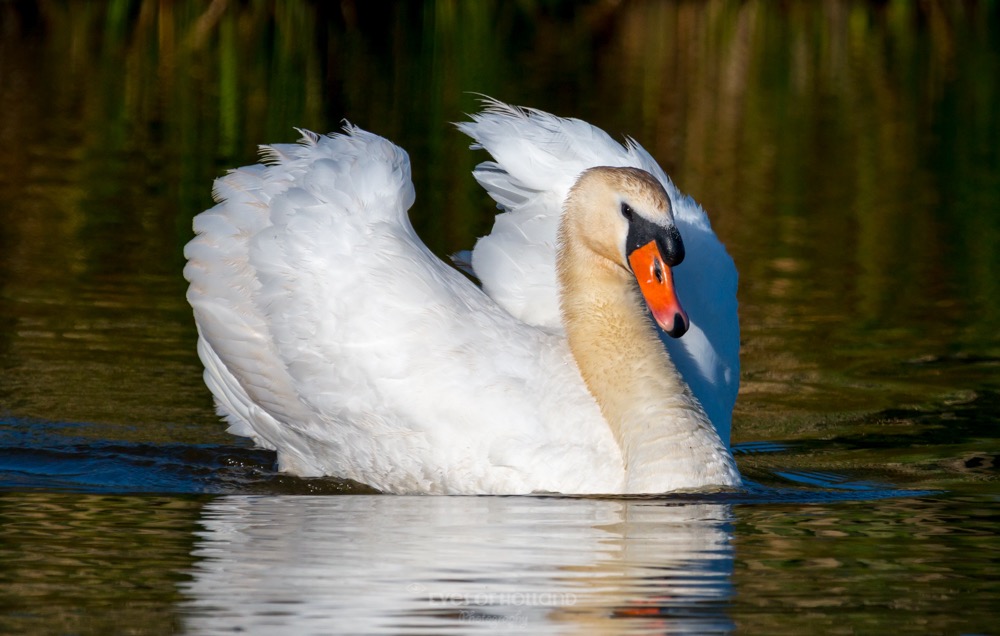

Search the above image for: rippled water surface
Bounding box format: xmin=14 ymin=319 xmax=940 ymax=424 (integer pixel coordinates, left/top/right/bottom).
xmin=1 ymin=1 xmax=998 ymax=634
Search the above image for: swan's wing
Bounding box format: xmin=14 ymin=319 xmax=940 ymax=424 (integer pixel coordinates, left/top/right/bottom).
xmin=455 ymin=101 xmax=633 ymax=328
xmin=184 ymin=127 xmax=620 ymax=492
xmin=457 ymin=101 xmax=739 ymax=444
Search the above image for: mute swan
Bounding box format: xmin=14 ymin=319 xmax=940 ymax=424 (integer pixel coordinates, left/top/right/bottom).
xmin=183 ymin=101 xmax=741 ymax=494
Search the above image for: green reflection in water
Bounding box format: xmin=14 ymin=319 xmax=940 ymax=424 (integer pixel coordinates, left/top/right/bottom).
xmin=0 ymin=492 xmax=206 ymax=635
xmin=1 ymin=1 xmax=997 ymax=444
xmin=732 ymin=495 xmax=1000 ymax=635
xmin=0 ymin=1 xmax=997 ymax=631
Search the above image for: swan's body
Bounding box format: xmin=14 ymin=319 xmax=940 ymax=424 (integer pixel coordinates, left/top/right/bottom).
xmin=184 ymin=101 xmax=741 ymax=494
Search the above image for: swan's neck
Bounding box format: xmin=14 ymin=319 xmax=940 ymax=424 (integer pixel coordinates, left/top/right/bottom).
xmin=557 ymin=234 xmax=740 ymax=493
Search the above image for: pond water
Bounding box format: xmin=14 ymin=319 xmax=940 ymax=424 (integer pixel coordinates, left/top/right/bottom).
xmin=1 ymin=1 xmax=998 ymax=634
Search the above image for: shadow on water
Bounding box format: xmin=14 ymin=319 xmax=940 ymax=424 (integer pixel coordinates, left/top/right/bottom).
xmin=9 ymin=390 xmax=997 ymax=501
xmin=0 ymin=1 xmax=998 ymax=632
xmin=1 ymin=383 xmax=994 ymax=636
xmin=0 ymin=417 xmax=372 ymax=496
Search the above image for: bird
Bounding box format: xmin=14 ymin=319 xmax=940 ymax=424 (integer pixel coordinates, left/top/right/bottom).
xmin=183 ymin=100 xmax=742 ymax=495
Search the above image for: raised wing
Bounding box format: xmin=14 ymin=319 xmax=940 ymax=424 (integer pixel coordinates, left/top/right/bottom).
xmin=184 ymin=126 xmax=619 ymax=491
xmin=184 ymin=128 xmax=421 ymax=476
xmin=458 ymin=100 xmax=739 ymax=444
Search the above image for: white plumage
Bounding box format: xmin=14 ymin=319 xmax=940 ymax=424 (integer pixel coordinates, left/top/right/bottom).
xmin=457 ymin=104 xmax=739 ymax=444
xmin=184 ymin=101 xmax=741 ymax=494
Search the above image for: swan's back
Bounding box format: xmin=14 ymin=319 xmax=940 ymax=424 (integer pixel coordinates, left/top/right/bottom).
xmin=457 ymin=102 xmax=740 ymax=445
xmin=184 ymin=127 xmax=624 ymax=494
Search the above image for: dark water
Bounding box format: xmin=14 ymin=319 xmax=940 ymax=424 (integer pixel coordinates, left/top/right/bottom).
xmin=1 ymin=1 xmax=998 ymax=634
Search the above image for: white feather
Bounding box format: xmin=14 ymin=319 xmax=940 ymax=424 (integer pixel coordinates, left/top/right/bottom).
xmin=457 ymin=100 xmax=739 ymax=445
xmin=184 ymin=103 xmax=741 ymax=494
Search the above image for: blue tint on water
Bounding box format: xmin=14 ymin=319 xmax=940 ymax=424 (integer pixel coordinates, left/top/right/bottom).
xmin=0 ymin=1 xmax=997 ymax=633
xmin=0 ymin=417 xmax=938 ymax=503
xmin=0 ymin=408 xmax=992 ymax=636
xmin=0 ymin=418 xmax=273 ymax=495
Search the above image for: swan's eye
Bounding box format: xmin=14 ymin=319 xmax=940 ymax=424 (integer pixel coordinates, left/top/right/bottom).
xmin=621 ymin=203 xmax=634 ymax=221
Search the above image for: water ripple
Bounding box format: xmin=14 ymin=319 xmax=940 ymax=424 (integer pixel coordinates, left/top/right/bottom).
xmin=0 ymin=417 xmax=937 ymax=504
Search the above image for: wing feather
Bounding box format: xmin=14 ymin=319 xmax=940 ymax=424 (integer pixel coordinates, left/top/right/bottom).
xmin=185 ymin=125 xmax=620 ymax=491
xmin=457 ymin=100 xmax=739 ymax=444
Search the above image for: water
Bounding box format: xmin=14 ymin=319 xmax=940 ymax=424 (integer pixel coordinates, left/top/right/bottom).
xmin=1 ymin=1 xmax=998 ymax=634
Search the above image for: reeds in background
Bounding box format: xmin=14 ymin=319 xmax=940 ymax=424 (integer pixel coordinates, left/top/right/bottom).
xmin=0 ymin=0 xmax=997 ymax=436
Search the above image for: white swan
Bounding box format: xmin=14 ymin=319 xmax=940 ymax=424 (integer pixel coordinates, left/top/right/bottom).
xmin=183 ymin=101 xmax=741 ymax=494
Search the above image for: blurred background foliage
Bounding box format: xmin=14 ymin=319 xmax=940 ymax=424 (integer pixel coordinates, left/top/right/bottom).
xmin=1 ymin=6 xmax=997 ymax=632
xmin=0 ymin=0 xmax=997 ymax=440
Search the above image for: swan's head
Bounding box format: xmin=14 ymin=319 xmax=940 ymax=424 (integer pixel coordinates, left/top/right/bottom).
xmin=563 ymin=167 xmax=690 ymax=338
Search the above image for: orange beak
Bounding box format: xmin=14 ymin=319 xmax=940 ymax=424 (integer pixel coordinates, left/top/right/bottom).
xmin=627 ymin=240 xmax=690 ymax=338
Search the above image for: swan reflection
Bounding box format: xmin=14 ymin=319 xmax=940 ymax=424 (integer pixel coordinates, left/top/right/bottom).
xmin=181 ymin=496 xmax=734 ymax=634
